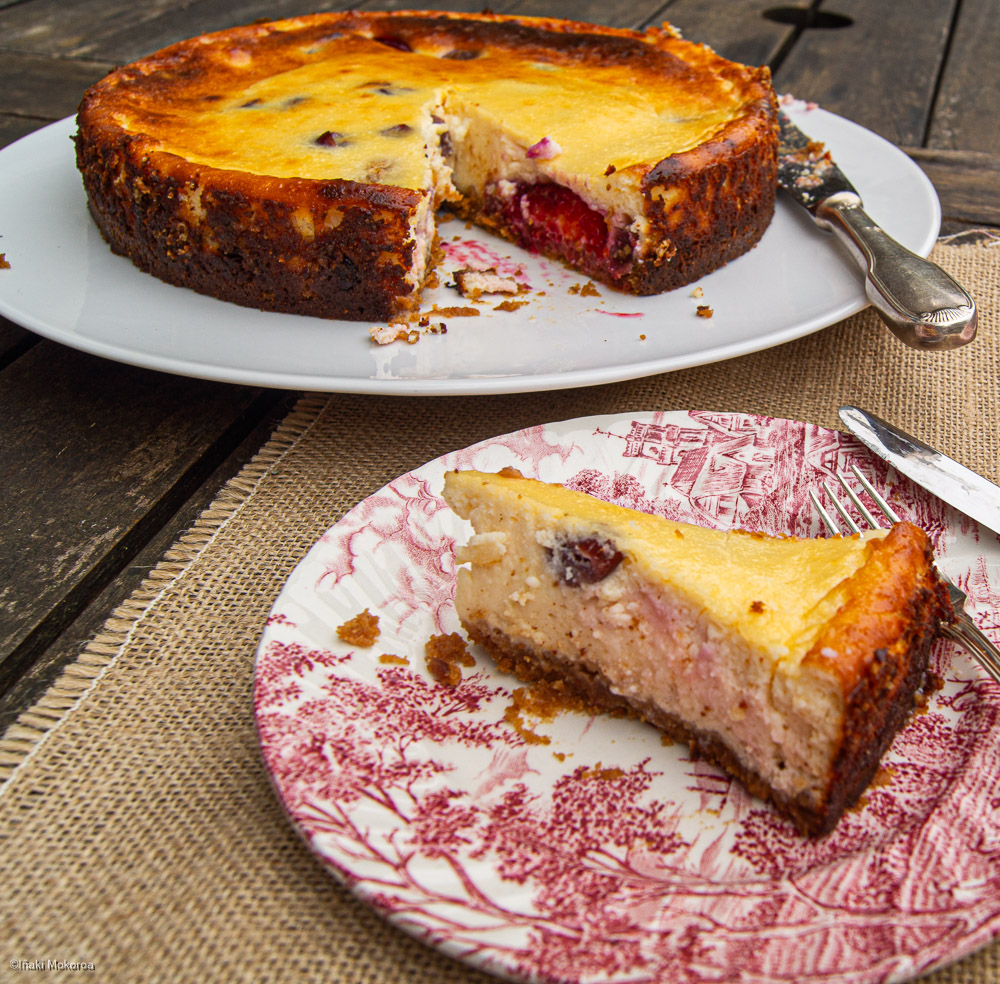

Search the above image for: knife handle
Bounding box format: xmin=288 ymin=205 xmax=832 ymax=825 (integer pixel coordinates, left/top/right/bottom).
xmin=815 ymin=193 xmax=977 ymax=350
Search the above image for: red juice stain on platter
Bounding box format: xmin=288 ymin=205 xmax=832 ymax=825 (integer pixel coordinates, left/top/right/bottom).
xmin=596 ymin=311 xmax=644 ymax=318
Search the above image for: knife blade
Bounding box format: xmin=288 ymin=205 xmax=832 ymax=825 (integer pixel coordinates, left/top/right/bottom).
xmin=838 ymin=405 xmax=1000 ymax=535
xmin=777 ymin=110 xmax=977 ymax=351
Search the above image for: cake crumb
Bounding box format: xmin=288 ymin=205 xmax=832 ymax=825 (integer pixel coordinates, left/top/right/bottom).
xmin=495 ymin=298 xmax=527 ymax=312
xmin=696 ymin=304 xmax=714 ymax=318
xmin=639 ymin=333 xmax=646 ymax=341
xmin=515 ymin=679 xmax=589 ymax=719
xmin=428 ymin=657 xmax=462 ymax=686
xmin=425 ymin=632 xmax=475 ymax=686
xmin=337 ymin=609 xmax=380 ymax=646
xmin=580 ymin=281 xmax=601 ymax=297
xmin=430 ymin=305 xmax=479 ymax=317
xmin=502 ymin=678 xmax=595 ymax=746
xmin=690 ymin=286 xmax=704 ymax=298
xmin=0 ymin=253 xmax=9 ymax=270
xmin=870 ymin=765 xmax=895 ymax=788
xmin=526 ymin=136 xmax=562 ymax=160
xmin=504 ymin=701 xmax=550 ymax=744
xmin=379 ymin=653 xmax=409 ymax=666
xmin=369 ymin=320 xmax=446 ymax=345
xmin=582 ymin=762 xmax=625 ymax=781
xmin=453 ymin=266 xmax=520 ymax=299
xmin=369 ymin=322 xmax=412 ymax=345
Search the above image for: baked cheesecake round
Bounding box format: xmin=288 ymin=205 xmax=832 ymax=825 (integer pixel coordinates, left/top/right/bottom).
xmin=75 ymin=10 xmax=779 ymax=322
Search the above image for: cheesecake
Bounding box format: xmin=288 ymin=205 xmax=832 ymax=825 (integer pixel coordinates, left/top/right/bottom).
xmin=74 ymin=10 xmax=778 ymax=322
xmin=442 ymin=469 xmax=952 ymax=836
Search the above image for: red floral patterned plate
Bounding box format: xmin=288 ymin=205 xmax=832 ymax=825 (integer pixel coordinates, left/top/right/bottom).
xmin=254 ymin=412 xmax=1000 ymax=984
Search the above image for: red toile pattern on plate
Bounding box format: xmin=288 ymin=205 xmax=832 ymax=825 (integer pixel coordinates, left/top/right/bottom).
xmin=254 ymin=412 xmax=1000 ymax=984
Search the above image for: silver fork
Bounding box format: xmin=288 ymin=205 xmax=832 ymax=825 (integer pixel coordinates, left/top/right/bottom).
xmin=810 ymin=465 xmax=1000 ymax=686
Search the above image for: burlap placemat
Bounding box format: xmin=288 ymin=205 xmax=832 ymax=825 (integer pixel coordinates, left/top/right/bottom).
xmin=1 ymin=240 xmax=998 ymax=984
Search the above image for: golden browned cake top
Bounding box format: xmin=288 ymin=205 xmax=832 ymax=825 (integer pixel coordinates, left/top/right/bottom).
xmin=78 ymin=10 xmax=775 ymax=192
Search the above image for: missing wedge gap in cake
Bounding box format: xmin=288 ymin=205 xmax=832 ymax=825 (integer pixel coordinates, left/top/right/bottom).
xmin=386 ymin=106 xmax=646 ymax=343
xmin=390 ymin=106 xmax=646 ymax=340
xmin=430 ymin=101 xmax=647 ymax=288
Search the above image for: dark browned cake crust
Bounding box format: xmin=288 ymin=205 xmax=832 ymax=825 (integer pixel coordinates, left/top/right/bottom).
xmin=74 ymin=10 xmax=778 ymax=322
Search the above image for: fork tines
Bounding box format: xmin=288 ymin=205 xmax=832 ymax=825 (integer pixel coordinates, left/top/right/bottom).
xmin=810 ymin=465 xmax=900 ymax=536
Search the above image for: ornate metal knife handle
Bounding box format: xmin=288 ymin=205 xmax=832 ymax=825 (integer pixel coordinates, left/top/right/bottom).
xmin=815 ymin=192 xmax=977 ymax=350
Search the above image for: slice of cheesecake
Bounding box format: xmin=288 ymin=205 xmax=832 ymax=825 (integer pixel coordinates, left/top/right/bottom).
xmin=442 ymin=468 xmax=952 ymax=836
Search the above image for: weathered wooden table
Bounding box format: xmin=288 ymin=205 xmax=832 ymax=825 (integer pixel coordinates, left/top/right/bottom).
xmin=3 ymin=2 xmax=1000 ymax=981
xmin=0 ymin=2 xmax=996 ymax=768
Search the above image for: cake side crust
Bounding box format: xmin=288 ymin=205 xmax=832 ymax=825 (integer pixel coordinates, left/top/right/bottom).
xmin=804 ymin=523 xmax=954 ymax=831
xmin=636 ymin=104 xmax=778 ymax=293
xmin=74 ymin=125 xmax=425 ymax=321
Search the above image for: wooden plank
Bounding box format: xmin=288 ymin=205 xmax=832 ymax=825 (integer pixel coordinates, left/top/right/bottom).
xmin=657 ymin=0 xmax=796 ymax=68
xmin=0 ymin=340 xmax=282 ymax=688
xmin=771 ymin=0 xmax=957 ymax=146
xmin=904 ymin=148 xmax=1000 ymax=228
xmin=0 ymin=52 xmax=111 ymax=120
xmin=0 ymin=114 xmax=49 ymax=150
xmin=69 ymin=0 xmax=362 ymax=61
xmin=0 ymin=0 xmax=190 ymax=56
xmin=0 ymin=390 xmax=296 ymax=733
xmin=926 ymin=0 xmax=1000 ymax=154
xmin=76 ymin=0 xmax=635 ymax=61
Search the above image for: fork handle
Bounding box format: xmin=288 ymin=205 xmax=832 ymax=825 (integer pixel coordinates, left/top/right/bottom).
xmin=942 ymin=614 xmax=1000 ymax=685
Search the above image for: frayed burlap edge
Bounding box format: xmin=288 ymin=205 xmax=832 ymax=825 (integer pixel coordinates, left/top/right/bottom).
xmin=0 ymin=393 xmax=329 ymax=786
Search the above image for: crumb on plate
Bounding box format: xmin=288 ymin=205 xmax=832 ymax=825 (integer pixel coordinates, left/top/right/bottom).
xmin=337 ymin=608 xmax=380 ymax=646
xmin=453 ymin=266 xmax=520 ymax=299
xmin=425 ymin=631 xmax=475 ymax=685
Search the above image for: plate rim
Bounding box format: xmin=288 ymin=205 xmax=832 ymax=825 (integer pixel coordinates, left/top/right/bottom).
xmin=0 ymin=109 xmax=941 ymax=395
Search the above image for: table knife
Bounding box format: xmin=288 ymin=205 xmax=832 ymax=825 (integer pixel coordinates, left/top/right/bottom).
xmin=778 ymin=111 xmax=977 ymax=351
xmin=839 ymin=405 xmax=1000 ymax=535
